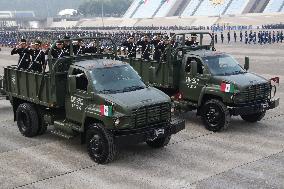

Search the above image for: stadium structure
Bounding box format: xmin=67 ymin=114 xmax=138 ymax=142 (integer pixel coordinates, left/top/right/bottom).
xmin=124 ymin=0 xmax=284 ymax=18
xmin=46 ymin=0 xmax=284 ymax=29
xmin=1 ymin=0 xmax=284 ymax=29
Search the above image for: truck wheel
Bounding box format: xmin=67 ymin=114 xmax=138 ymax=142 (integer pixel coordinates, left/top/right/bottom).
xmin=16 ymin=103 xmax=39 ymax=137
xmin=241 ymin=111 xmax=266 ymax=123
xmin=201 ymin=99 xmax=230 ymax=132
xmin=146 ymin=135 xmax=171 ymax=148
xmin=86 ymin=123 xmax=117 ymax=164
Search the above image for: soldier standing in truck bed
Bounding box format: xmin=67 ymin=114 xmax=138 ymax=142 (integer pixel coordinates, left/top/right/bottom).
xmin=137 ymin=35 xmax=151 ymax=60
xmin=121 ymin=36 xmax=137 ymax=58
xmin=11 ymin=39 xmax=31 ymax=70
xmin=28 ymin=40 xmax=45 ymax=72
xmin=48 ymin=41 xmax=68 ymax=59
xmin=73 ymin=39 xmax=86 ymax=55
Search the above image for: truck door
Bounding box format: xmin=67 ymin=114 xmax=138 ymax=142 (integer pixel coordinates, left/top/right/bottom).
xmin=66 ymin=68 xmax=91 ymax=123
xmin=180 ymin=57 xmax=207 ymax=103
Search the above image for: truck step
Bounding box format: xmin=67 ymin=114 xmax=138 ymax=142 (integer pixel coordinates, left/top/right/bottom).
xmin=54 ymin=120 xmax=81 ymax=132
xmin=51 ymin=129 xmax=75 ymax=139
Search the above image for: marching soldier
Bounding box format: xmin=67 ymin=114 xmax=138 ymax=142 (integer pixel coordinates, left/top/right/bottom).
xmin=121 ymin=36 xmax=137 ymax=58
xmin=233 ymin=31 xmax=237 ymax=42
xmin=214 ymin=33 xmax=218 ymax=44
xmin=227 ymin=32 xmax=231 ymax=43
xmin=11 ymin=39 xmax=31 ymax=70
xmin=245 ymin=31 xmax=248 ymax=44
xmin=221 ymin=32 xmax=224 ymax=43
xmin=28 ymin=40 xmax=45 ymax=72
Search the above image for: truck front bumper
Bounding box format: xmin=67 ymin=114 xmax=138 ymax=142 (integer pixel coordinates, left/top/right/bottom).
xmin=230 ymin=98 xmax=280 ymax=116
xmin=113 ymin=118 xmax=185 ymax=145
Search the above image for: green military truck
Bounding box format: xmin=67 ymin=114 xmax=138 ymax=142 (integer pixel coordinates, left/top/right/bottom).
xmin=0 ymin=37 xmax=185 ymax=164
xmin=126 ymin=32 xmax=280 ymax=132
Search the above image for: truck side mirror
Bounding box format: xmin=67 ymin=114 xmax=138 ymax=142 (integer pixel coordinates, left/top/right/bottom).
xmin=244 ymin=57 xmax=249 ymax=71
xmin=149 ymin=66 xmax=156 ymax=84
xmin=191 ymin=60 xmax=197 ymax=77
xmin=68 ymin=76 xmax=76 ymax=94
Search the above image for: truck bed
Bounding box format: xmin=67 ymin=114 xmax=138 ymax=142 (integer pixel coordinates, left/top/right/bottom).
xmin=127 ymin=58 xmax=181 ymax=89
xmin=3 ymin=66 xmax=67 ymax=108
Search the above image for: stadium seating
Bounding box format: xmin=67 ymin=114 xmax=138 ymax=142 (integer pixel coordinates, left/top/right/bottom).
xmin=132 ymin=1 xmax=161 ymax=18
xmin=264 ymin=0 xmax=284 ymax=13
xmin=155 ymin=0 xmax=178 ymax=17
xmin=194 ymin=0 xmax=231 ymax=16
xmin=225 ymin=0 xmax=249 ymax=15
xmin=181 ymin=0 xmax=201 ymax=17
xmin=124 ymin=0 xmax=284 ymax=18
xmin=123 ymin=0 xmax=141 ymax=18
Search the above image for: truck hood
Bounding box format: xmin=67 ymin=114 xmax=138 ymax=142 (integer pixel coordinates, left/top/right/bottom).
xmin=213 ymin=72 xmax=268 ymax=88
xmin=98 ymin=87 xmax=170 ymax=110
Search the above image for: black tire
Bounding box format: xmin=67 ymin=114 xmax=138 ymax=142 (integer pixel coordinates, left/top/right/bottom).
xmin=146 ymin=135 xmax=171 ymax=148
xmin=201 ymin=99 xmax=230 ymax=132
xmin=86 ymin=123 xmax=117 ymax=164
xmin=241 ymin=111 xmax=266 ymax=123
xmin=37 ymin=108 xmax=47 ymax=135
xmin=16 ymin=103 xmax=39 ymax=137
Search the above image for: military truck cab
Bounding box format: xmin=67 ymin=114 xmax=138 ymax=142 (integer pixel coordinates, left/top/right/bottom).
xmin=1 ymin=37 xmax=185 ymax=164
xmin=126 ymin=32 xmax=279 ymax=132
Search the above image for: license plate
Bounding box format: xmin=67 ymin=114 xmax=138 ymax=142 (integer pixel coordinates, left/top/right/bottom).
xmin=154 ymin=128 xmax=165 ymax=137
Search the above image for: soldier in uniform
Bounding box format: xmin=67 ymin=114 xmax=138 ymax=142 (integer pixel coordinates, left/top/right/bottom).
xmin=240 ymin=31 xmax=243 ymax=42
xmin=28 ymin=40 xmax=45 ymax=72
xmin=137 ymin=35 xmax=151 ymax=61
xmin=220 ymin=32 xmax=224 ymax=43
xmin=233 ymin=31 xmax=237 ymax=42
xmin=121 ymin=36 xmax=137 ymax=58
xmin=245 ymin=31 xmax=248 ymax=44
xmin=185 ymin=34 xmax=199 ymax=46
xmin=214 ymin=33 xmax=218 ymax=44
xmin=63 ymin=36 xmax=71 ymax=56
xmin=49 ymin=41 xmax=67 ymax=58
xmin=227 ymin=32 xmax=231 ymax=43
xmin=73 ymin=39 xmax=86 ymax=55
xmin=161 ymin=36 xmax=171 ymax=62
xmin=11 ymin=39 xmax=31 ymax=70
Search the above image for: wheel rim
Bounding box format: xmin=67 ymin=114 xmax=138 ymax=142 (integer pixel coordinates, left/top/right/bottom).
xmin=90 ymin=134 xmax=104 ymax=159
xmin=205 ymin=104 xmax=222 ymax=127
xmin=19 ymin=111 xmax=29 ymax=132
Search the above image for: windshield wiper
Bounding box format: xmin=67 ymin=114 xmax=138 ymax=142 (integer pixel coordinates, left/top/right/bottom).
xmin=99 ymin=89 xmax=122 ymax=94
xmin=123 ymin=86 xmax=145 ymax=92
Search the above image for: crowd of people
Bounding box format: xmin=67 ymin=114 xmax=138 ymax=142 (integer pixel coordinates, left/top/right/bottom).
xmin=1 ymin=27 xmax=283 ymax=73
xmin=214 ymin=30 xmax=284 ymax=44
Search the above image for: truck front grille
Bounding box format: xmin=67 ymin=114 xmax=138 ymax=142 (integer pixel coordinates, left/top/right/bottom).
xmin=239 ymin=83 xmax=270 ymax=103
xmin=131 ymin=103 xmax=171 ymax=128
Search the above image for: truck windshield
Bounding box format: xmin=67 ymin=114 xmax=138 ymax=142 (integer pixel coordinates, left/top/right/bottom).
xmin=90 ymin=65 xmax=146 ymax=94
xmin=203 ymin=54 xmax=246 ymax=76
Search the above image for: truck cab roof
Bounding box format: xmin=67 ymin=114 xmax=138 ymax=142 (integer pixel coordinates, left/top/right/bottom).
xmin=186 ymin=49 xmax=226 ymax=58
xmin=73 ymin=59 xmax=127 ymax=70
